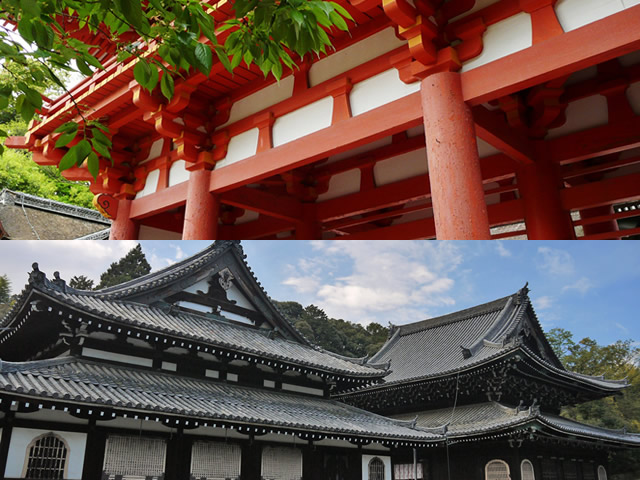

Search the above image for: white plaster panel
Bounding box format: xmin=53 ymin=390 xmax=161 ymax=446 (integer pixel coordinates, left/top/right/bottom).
xmin=264 ymin=379 xmax=276 ymax=388
xmin=135 ymin=169 xmax=160 ymax=199
xmin=161 ymin=361 xmax=177 ymax=371
xmin=138 ymin=225 xmax=182 ymax=240
xmin=281 ymin=383 xmax=324 ymax=396
xmin=223 ymin=76 xmax=295 ymax=126
xmin=477 ymin=137 xmax=501 ymax=158
xmin=627 ymin=81 xmax=640 ymax=115
xmin=272 ymin=97 xmax=333 ymax=147
xmin=374 ymin=149 xmax=428 ymax=186
xmin=226 ymin=284 xmax=256 ymax=311
xmin=184 ymin=278 xmax=210 ymax=294
xmin=317 ymin=170 xmax=361 ymax=201
xmin=221 ymin=310 xmax=254 ymax=324
xmin=619 ymin=50 xmax=640 ymax=67
xmin=206 ymin=369 xmax=220 ymax=378
xmin=169 ymin=159 xmax=190 ymax=186
xmin=462 ymin=13 xmax=533 ymax=72
xmin=309 ymin=28 xmax=406 ymax=87
xmin=145 ymin=139 xmax=165 ymax=161
xmin=82 ymin=347 xmax=153 ymax=367
xmin=350 ymin=69 xmax=420 ymax=117
xmin=227 ymin=373 xmax=239 ymax=382
xmin=623 ymin=0 xmax=640 ymax=5
xmin=546 ymin=95 xmax=608 ymax=139
xmin=5 ymin=428 xmax=86 ymax=479
xmin=326 ymin=136 xmax=392 ymax=164
xmin=16 ymin=410 xmax=88 ymax=425
xmin=177 ymin=300 xmax=211 ymax=313
xmin=362 ymin=455 xmax=392 ymax=480
xmin=234 ymin=208 xmax=260 ymax=224
xmin=565 ymin=66 xmax=598 ymax=86
xmin=555 ymin=0 xmax=624 ymax=32
xmin=407 ymin=124 xmax=425 ymax=137
xmin=451 ymin=0 xmax=501 ymax=22
xmin=97 ymin=417 xmax=170 ymax=433
xmin=215 ymin=128 xmax=260 ymax=169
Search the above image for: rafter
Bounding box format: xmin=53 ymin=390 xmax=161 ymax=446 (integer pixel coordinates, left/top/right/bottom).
xmin=472 ymin=106 xmax=535 ymax=165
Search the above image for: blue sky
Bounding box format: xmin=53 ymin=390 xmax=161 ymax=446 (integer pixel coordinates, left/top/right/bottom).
xmin=1 ymin=240 xmax=638 ymax=346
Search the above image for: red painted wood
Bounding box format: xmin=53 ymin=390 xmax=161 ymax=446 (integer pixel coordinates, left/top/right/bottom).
xmin=580 ymin=205 xmax=620 ymax=238
xmin=421 ymin=71 xmax=491 ymax=240
xmin=109 ymin=199 xmax=139 ymax=240
xmin=183 ymin=169 xmax=220 ymax=239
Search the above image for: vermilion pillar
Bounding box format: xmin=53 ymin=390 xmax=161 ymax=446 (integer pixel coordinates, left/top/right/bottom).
xmin=183 ymin=167 xmax=220 ymax=239
xmin=109 ymin=198 xmax=139 ymax=240
xmin=516 ymin=147 xmax=574 ymax=239
xmin=580 ymin=205 xmax=620 ymax=238
xmin=421 ymin=72 xmax=491 ymax=240
xmin=295 ymin=204 xmax=321 ymax=239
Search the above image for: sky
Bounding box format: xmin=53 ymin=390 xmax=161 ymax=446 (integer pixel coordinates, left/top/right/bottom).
xmin=0 ymin=240 xmax=638 ymax=346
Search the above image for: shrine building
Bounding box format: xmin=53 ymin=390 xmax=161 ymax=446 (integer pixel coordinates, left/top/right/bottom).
xmin=6 ymin=0 xmax=640 ymax=240
xmin=0 ymin=241 xmax=637 ymax=480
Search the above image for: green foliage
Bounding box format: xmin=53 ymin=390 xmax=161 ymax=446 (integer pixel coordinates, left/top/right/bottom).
xmin=96 ymin=244 xmax=151 ymax=289
xmin=275 ymin=301 xmax=389 ymax=358
xmin=0 ymin=0 xmax=353 ymax=177
xmin=69 ymin=275 xmax=94 ymax=290
xmin=548 ymin=328 xmax=640 ymax=475
xmin=0 ymin=148 xmax=94 ymax=208
xmin=0 ymin=275 xmax=10 ymax=304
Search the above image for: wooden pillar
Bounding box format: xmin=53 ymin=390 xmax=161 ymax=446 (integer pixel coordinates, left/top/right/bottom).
xmin=183 ymin=167 xmax=219 ymax=239
xmin=0 ymin=411 xmax=14 ymax=479
xmin=580 ymin=205 xmax=620 ymax=238
xmin=242 ymin=441 xmax=262 ymax=480
xmin=165 ymin=428 xmax=190 ymax=480
xmin=295 ymin=204 xmax=321 ymax=240
xmin=82 ymin=420 xmax=106 ymax=480
xmin=517 ymin=148 xmax=574 ymax=240
xmin=109 ymin=198 xmax=139 ymax=240
xmin=420 ymin=71 xmax=491 ymax=240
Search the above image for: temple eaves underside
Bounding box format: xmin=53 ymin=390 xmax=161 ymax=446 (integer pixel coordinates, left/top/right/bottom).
xmin=6 ymin=0 xmax=640 ymax=240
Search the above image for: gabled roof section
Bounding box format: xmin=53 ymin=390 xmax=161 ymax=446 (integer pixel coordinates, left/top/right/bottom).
xmin=72 ymin=241 xmax=309 ymax=344
xmin=366 ymin=286 xmax=625 ymax=391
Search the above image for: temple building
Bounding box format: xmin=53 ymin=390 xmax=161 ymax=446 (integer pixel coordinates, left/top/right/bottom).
xmin=6 ymin=1 xmax=640 ymax=240
xmin=0 ymin=241 xmax=637 ymax=480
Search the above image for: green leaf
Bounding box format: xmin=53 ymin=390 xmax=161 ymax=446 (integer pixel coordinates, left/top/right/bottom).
xmin=20 ymin=0 xmax=41 ymax=19
xmin=91 ymin=138 xmax=111 ymax=159
xmin=55 ymin=128 xmax=78 ymax=148
xmin=86 ymin=151 xmax=99 ymax=179
xmin=193 ymin=43 xmax=212 ymax=76
xmin=54 ymin=122 xmax=78 ymax=134
xmin=76 ymin=58 xmax=93 ymax=76
xmin=91 ymin=127 xmax=112 ymax=148
xmin=133 ymin=59 xmax=152 ymax=90
xmin=114 ymin=0 xmax=143 ymax=31
xmin=59 ymin=139 xmax=92 ymax=171
xmin=160 ymin=73 xmax=174 ymax=100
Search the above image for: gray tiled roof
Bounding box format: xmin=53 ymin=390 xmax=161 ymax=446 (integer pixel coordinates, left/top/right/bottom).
xmin=366 ymin=288 xmax=627 ymax=391
xmin=0 ymin=357 xmax=436 ymax=441
xmin=393 ymin=402 xmax=640 ymax=445
xmin=38 ymin=288 xmax=384 ymax=378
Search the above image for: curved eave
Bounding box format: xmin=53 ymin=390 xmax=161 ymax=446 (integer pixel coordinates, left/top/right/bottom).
xmin=2 ymin=289 xmax=386 ymax=381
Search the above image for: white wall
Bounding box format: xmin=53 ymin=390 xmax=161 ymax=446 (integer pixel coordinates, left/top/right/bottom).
xmin=5 ymin=428 xmax=87 ymax=479
xmin=362 ymin=454 xmax=392 ymax=480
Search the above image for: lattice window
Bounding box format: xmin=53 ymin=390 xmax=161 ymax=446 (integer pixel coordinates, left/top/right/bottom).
xmin=191 ymin=441 xmax=241 ymax=480
xmin=369 ymin=458 xmax=385 ymax=480
xmin=563 ymin=461 xmax=577 ymax=480
xmin=521 ymin=460 xmax=535 ymax=480
xmin=23 ymin=433 xmax=68 ymax=479
xmin=394 ymin=463 xmax=423 ymax=480
xmin=541 ymin=460 xmax=557 ymax=480
xmin=485 ymin=460 xmax=510 ymax=480
xmin=582 ymin=464 xmax=596 ymax=480
xmin=103 ymin=435 xmax=166 ymax=480
xmin=597 ymin=466 xmax=607 ymax=480
xmin=261 ymin=446 xmax=302 ymax=480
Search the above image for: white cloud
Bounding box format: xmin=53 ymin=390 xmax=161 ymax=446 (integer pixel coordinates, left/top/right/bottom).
xmin=537 ymin=247 xmax=574 ymax=276
xmin=561 ymin=276 xmax=594 ymax=295
xmin=615 ymin=322 xmax=630 ymax=335
xmin=496 ymin=241 xmax=512 ymax=258
xmin=535 ymin=296 xmax=553 ymax=310
xmin=281 ymin=241 xmax=462 ymax=325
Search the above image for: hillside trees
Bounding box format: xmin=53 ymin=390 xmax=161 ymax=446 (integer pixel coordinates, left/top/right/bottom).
xmin=96 ymin=244 xmax=152 ymax=289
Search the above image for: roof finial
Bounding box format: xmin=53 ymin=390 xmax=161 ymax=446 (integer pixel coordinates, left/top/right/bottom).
xmin=28 ymin=262 xmax=46 ymax=285
xmin=52 ymin=271 xmax=67 ymax=292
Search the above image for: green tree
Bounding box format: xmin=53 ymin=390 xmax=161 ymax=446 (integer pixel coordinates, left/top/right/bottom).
xmin=69 ymin=275 xmax=95 ymax=290
xmin=548 ymin=328 xmax=640 ymax=475
xmin=275 ymin=301 xmax=389 ymax=358
xmin=0 ymin=275 xmax=10 ymax=303
xmin=0 ymin=0 xmax=353 ymax=177
xmin=96 ymin=244 xmax=151 ymax=289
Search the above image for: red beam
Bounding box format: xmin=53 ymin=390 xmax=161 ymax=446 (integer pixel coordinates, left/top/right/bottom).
xmin=219 ymin=216 xmax=294 ymax=239
xmin=130 ymin=182 xmax=189 ymax=220
xmin=487 ymin=198 xmax=525 ymax=226
xmin=472 ymin=106 xmax=534 ymax=164
xmin=340 ymin=218 xmax=436 ymax=240
xmin=221 ymin=187 xmax=303 ymax=223
xmin=561 ymin=172 xmax=640 ymax=211
xmin=580 ymin=226 xmax=640 ymax=240
xmin=209 ymin=93 xmax=423 ymax=193
xmin=548 ymin=117 xmax=640 ymax=165
xmin=462 ymin=6 xmax=640 ymax=105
